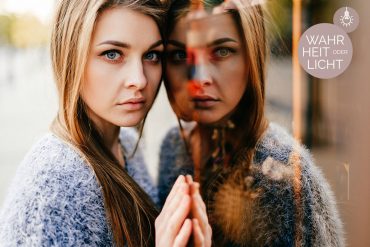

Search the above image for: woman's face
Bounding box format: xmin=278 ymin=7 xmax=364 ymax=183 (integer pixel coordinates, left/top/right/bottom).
xmin=82 ymin=7 xmax=163 ymax=128
xmin=166 ymin=13 xmax=248 ymax=125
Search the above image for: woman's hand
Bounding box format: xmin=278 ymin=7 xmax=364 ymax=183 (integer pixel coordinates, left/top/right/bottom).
xmin=155 ymin=175 xmax=192 ymax=247
xmin=155 ymin=175 xmax=212 ymax=247
xmin=186 ymin=175 xmax=212 ymax=247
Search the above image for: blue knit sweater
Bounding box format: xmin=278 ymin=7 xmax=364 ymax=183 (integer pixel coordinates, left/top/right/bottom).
xmin=0 ymin=128 xmax=157 ymax=246
xmin=158 ymin=123 xmax=344 ymax=246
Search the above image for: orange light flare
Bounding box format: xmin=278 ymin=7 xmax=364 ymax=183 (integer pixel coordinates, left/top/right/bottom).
xmin=292 ymin=0 xmax=303 ymax=141
xmin=190 ymin=0 xmax=204 ymax=11
xmin=185 ymin=3 xmax=209 ymax=127
xmin=186 ymin=2 xmax=206 ymax=181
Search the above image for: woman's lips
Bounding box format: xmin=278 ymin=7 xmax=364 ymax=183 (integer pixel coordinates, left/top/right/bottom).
xmin=117 ymin=98 xmax=145 ymax=111
xmin=191 ymin=95 xmax=220 ymax=108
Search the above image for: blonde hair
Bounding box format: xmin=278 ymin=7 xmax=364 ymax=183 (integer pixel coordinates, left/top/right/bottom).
xmin=50 ymin=0 xmax=164 ymax=246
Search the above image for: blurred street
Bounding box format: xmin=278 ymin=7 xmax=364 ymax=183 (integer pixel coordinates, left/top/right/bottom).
xmin=0 ymin=47 xmax=57 ymax=204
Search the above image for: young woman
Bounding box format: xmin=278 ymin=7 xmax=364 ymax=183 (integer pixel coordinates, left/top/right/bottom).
xmin=0 ymin=0 xmax=210 ymax=246
xmin=159 ymin=0 xmax=345 ymax=246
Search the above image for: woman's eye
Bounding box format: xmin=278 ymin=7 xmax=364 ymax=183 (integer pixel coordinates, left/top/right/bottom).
xmin=212 ymin=47 xmax=234 ymax=59
xmin=144 ymin=51 xmax=162 ymax=62
xmin=101 ymin=50 xmax=122 ymax=62
xmin=168 ymin=50 xmax=187 ymax=63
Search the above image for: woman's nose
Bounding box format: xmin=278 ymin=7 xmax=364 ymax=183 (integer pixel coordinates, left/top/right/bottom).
xmin=125 ymin=59 xmax=147 ymax=90
xmin=188 ymin=63 xmax=213 ymax=86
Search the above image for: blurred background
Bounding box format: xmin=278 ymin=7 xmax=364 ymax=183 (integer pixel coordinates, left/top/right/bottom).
xmin=0 ymin=0 xmax=369 ymax=246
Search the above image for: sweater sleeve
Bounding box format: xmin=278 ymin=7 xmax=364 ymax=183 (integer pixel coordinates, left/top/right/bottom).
xmin=0 ymin=135 xmax=112 ymax=246
xmin=299 ymin=147 xmax=345 ymax=247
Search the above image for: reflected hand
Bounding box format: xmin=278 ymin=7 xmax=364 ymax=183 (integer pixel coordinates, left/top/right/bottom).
xmin=186 ymin=175 xmax=212 ymax=247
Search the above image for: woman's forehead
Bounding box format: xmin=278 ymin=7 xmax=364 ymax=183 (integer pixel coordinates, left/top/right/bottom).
xmin=169 ymin=13 xmax=241 ymax=44
xmin=93 ymin=7 xmax=161 ymax=46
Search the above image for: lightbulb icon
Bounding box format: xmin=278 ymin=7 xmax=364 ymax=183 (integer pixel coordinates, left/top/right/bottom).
xmin=340 ymin=7 xmax=354 ymax=27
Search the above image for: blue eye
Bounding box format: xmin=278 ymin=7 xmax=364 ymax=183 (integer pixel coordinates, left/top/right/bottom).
xmin=101 ymin=50 xmax=122 ymax=62
xmin=145 ymin=51 xmax=162 ymax=62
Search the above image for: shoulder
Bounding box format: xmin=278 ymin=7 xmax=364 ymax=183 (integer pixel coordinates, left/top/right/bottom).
xmin=251 ymin=122 xmax=324 ymax=198
xmin=244 ymin=123 xmax=343 ymax=246
xmin=5 ymin=133 xmax=98 ymax=191
xmin=0 ymin=133 xmax=111 ymax=246
xmin=211 ymin=123 xmax=343 ymax=245
xmin=20 ymin=133 xmax=99 ymax=188
xmin=254 ymin=122 xmax=328 ymax=185
xmin=254 ymin=122 xmax=301 ymax=165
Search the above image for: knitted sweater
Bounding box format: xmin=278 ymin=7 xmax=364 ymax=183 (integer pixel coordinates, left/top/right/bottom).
xmin=0 ymin=128 xmax=158 ymax=246
xmin=158 ymin=123 xmax=344 ymax=247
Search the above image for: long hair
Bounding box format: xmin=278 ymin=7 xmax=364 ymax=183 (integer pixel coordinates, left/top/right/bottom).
xmin=50 ymin=0 xmax=164 ymax=246
xmin=164 ymin=0 xmax=268 ymax=170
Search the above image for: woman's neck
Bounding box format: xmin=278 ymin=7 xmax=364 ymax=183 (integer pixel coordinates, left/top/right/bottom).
xmin=88 ymin=110 xmax=124 ymax=166
xmin=101 ymin=124 xmax=125 ymax=167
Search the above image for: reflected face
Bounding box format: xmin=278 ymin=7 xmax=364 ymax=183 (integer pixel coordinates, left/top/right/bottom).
xmin=82 ymin=7 xmax=163 ymax=128
xmin=166 ymin=13 xmax=247 ymax=124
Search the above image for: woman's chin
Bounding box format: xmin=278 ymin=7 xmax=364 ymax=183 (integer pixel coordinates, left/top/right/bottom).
xmin=193 ymin=114 xmax=224 ymax=126
xmin=114 ymin=114 xmax=145 ymax=127
xmin=194 ymin=112 xmax=234 ymax=127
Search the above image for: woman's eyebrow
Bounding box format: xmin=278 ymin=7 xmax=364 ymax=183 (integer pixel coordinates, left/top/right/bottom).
xmin=207 ymin=37 xmax=237 ymax=47
xmin=167 ymin=38 xmax=237 ymax=49
xmin=167 ymin=40 xmax=185 ymax=49
xmin=97 ymin=40 xmax=163 ymax=50
xmin=98 ymin=40 xmax=130 ymax=48
xmin=148 ymin=40 xmax=164 ymax=50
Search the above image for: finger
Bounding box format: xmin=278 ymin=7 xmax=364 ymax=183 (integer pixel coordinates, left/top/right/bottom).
xmin=162 ymin=175 xmax=186 ymax=212
xmin=189 ymin=183 xmax=205 ymax=221
xmin=192 ymin=219 xmax=205 ymax=247
xmin=161 ymin=176 xmax=188 ymax=217
xmin=206 ymin=224 xmax=213 ymax=247
xmin=189 ymin=178 xmax=198 ymax=196
xmin=157 ymin=183 xmax=189 ymax=234
xmin=186 ymin=174 xmax=194 ymax=185
xmin=187 ymin=176 xmax=201 ymax=197
xmin=167 ymin=194 xmax=192 ymax=237
xmin=192 ymin=194 xmax=209 ymax=235
xmin=162 ymin=183 xmax=189 ymax=221
xmin=173 ymin=219 xmax=192 ymax=247
xmin=193 ymin=187 xmax=206 ymax=212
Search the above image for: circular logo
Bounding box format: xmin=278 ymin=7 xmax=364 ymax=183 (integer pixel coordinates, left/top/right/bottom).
xmin=333 ymin=7 xmax=360 ymax=33
xmin=298 ymin=23 xmax=353 ymax=79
